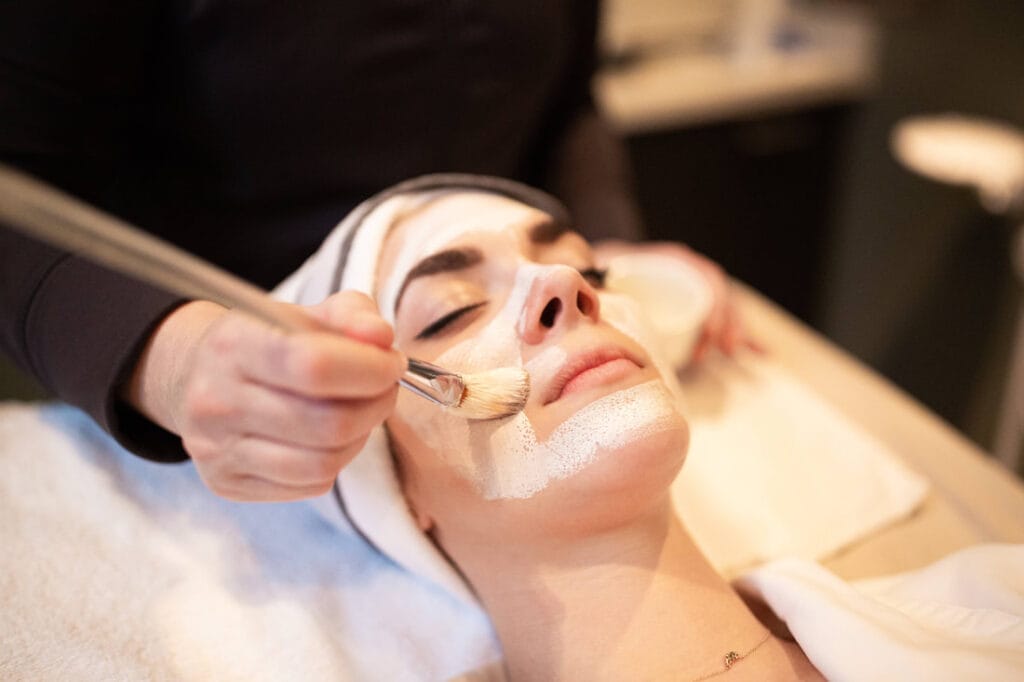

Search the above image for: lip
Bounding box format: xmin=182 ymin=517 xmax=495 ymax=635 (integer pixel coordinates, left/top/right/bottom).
xmin=543 ymin=346 xmax=644 ymax=405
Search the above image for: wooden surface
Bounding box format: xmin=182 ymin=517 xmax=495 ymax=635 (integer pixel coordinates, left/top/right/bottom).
xmin=737 ymin=284 xmax=1024 ymax=580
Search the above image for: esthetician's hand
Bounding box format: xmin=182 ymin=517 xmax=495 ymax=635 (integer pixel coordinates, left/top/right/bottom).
xmin=124 ymin=292 xmax=405 ymax=501
xmin=594 ymin=240 xmax=760 ymax=364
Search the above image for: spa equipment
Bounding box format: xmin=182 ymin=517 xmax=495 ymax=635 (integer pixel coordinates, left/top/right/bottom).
xmin=0 ymin=164 xmax=529 ymax=420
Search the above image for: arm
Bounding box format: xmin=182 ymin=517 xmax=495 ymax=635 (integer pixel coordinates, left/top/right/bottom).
xmin=0 ymin=2 xmax=408 ymax=497
xmin=0 ymin=0 xmax=190 ymax=458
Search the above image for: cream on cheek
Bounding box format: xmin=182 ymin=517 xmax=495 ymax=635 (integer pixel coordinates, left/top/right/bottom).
xmin=395 ymin=264 xmax=684 ymax=501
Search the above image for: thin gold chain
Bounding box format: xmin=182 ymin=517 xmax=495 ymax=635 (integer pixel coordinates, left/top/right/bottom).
xmin=689 ymin=630 xmax=773 ymax=681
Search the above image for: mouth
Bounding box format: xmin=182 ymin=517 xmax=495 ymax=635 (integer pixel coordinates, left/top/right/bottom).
xmin=543 ymin=346 xmax=644 ymax=405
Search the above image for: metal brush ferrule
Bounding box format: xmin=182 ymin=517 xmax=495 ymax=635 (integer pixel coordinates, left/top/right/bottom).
xmin=400 ymin=359 xmax=465 ymax=408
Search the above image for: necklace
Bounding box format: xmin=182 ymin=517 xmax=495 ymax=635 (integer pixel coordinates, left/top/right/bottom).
xmin=689 ymin=630 xmax=773 ymax=681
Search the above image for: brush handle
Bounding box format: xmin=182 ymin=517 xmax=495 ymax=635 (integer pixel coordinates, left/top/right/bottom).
xmin=400 ymin=359 xmax=464 ymax=407
xmin=0 ymin=164 xmax=463 ymax=407
xmin=0 ymin=163 xmax=311 ymax=331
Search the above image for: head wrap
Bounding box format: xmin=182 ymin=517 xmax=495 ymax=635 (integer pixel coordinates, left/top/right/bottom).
xmin=273 ymin=174 xmax=571 ymax=606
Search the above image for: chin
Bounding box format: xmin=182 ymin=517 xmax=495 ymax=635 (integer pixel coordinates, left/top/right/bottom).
xmin=523 ymin=415 xmax=689 ymax=537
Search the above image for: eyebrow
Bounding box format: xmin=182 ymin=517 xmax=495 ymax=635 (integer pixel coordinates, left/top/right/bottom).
xmin=394 ymin=247 xmax=484 ymax=316
xmin=528 ymin=217 xmax=570 ymax=244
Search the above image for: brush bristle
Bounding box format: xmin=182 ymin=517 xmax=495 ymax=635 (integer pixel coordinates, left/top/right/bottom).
xmin=450 ymin=367 xmax=530 ymax=420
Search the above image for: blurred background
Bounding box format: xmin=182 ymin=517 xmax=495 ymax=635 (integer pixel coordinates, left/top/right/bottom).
xmin=597 ymin=0 xmax=1024 ymax=475
xmin=1 ymin=0 xmax=1021 ymax=475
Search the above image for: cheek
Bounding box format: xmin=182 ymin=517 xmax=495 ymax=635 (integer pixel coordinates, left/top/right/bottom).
xmin=598 ymin=291 xmax=687 ymax=405
xmin=528 ymin=423 xmax=689 ymax=538
xmin=391 ymin=265 xmax=544 ymax=494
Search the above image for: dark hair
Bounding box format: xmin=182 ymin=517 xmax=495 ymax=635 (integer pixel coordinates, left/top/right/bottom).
xmin=329 ymin=173 xmax=572 ymax=293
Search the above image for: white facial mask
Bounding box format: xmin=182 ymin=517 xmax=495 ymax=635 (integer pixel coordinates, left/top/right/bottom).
xmin=396 ymin=261 xmax=683 ymax=500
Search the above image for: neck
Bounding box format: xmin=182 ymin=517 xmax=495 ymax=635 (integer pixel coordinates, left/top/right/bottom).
xmin=454 ymin=502 xmax=809 ymax=681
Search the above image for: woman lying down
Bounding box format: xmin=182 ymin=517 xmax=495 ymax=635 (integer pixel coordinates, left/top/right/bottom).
xmin=277 ymin=175 xmax=1024 ymax=681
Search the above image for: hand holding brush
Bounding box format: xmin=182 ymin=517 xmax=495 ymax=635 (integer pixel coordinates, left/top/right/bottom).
xmin=0 ymin=164 xmax=527 ymax=501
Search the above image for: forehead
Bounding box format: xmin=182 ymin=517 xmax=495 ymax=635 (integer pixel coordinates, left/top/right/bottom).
xmin=376 ymin=192 xmax=550 ymax=309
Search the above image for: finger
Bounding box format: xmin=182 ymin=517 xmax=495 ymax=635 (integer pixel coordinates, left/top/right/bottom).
xmin=229 ymin=433 xmax=369 ymax=488
xmin=308 ymin=291 xmax=394 ymax=348
xmin=210 ymin=314 xmax=405 ymax=397
xmin=202 ymin=470 xmax=338 ymax=502
xmin=690 ymin=334 xmax=711 ymax=365
xmin=262 ymin=332 xmax=405 ymax=397
xmin=699 ymin=301 xmax=726 ymax=350
xmin=235 ymin=382 xmax=398 ymax=449
xmin=185 ymin=428 xmax=364 ymax=501
xmin=719 ymin=304 xmax=742 ymax=356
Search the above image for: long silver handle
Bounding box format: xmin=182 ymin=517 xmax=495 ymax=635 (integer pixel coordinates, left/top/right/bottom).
xmin=0 ymin=163 xmax=464 ymax=408
xmin=0 ymin=163 xmax=310 ymax=331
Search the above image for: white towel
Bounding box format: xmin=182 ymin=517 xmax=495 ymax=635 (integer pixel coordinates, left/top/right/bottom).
xmin=736 ymin=544 xmax=1024 ymax=681
xmin=0 ymin=402 xmax=997 ymax=680
xmin=0 ymin=403 xmax=501 ymax=681
xmin=674 ymin=353 xmax=930 ymax=575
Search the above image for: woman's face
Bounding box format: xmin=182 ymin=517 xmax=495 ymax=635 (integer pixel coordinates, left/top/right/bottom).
xmin=376 ymin=192 xmax=689 ymax=547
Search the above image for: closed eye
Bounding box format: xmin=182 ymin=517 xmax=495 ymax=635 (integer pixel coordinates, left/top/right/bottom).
xmin=579 ymin=267 xmax=607 ymax=289
xmin=415 ymin=302 xmax=487 ymax=340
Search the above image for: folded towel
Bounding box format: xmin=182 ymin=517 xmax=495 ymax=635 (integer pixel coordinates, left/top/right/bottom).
xmin=674 ymin=353 xmax=929 ymax=575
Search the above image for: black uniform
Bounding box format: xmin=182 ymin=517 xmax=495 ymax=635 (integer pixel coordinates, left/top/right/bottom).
xmin=0 ymin=0 xmax=639 ymax=460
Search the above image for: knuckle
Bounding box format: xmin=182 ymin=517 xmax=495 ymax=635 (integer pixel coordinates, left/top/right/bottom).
xmin=336 ymin=435 xmax=371 ymax=468
xmin=334 ymin=290 xmax=373 ymax=310
xmin=311 ymin=452 xmax=344 ymax=481
xmin=185 ymin=381 xmax=236 ymax=422
xmin=380 ymin=384 xmax=400 ymax=409
xmin=181 ymin=435 xmax=217 ymax=463
xmin=321 ymin=410 xmax=356 ymax=445
xmin=206 ymin=319 xmax=243 ymax=356
xmin=288 ymin=345 xmax=333 ymax=388
xmin=202 ymin=472 xmax=239 ymax=499
xmin=309 ymin=478 xmax=336 ymax=497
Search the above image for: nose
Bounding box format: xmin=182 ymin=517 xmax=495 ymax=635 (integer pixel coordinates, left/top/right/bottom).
xmin=518 ymin=265 xmax=601 ymax=345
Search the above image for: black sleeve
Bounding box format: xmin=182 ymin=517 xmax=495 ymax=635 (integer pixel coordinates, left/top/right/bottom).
xmin=0 ymin=0 xmax=189 ymax=462
xmin=539 ymin=0 xmax=646 ymax=242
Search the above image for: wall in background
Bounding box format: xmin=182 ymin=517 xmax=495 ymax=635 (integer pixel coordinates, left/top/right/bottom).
xmin=819 ymin=0 xmax=1024 ymax=451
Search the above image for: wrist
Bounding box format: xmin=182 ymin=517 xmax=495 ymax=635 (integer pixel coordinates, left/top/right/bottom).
xmin=123 ymin=300 xmax=226 ymax=434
